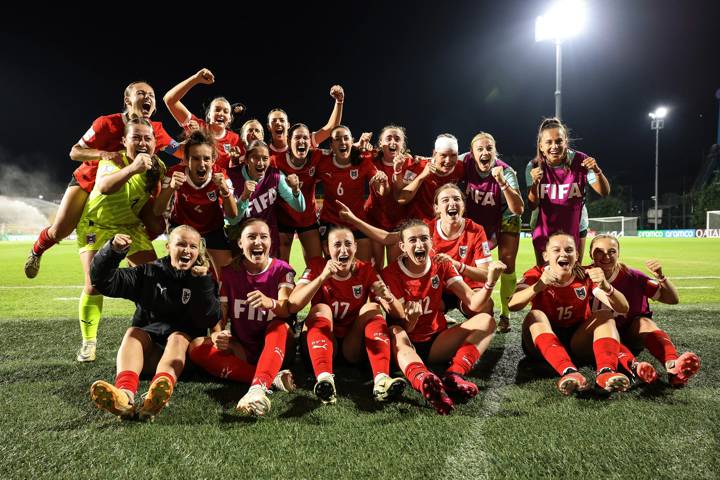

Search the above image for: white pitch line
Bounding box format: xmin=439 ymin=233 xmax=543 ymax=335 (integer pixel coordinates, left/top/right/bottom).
xmin=0 ymin=285 xmax=84 ymax=289
xmin=675 ymin=286 xmax=712 ymax=289
xmin=671 ymin=276 xmax=720 ymax=280
xmin=54 ymin=297 xmax=125 ymax=301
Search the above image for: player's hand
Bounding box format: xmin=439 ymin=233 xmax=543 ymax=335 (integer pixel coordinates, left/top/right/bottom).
xmin=539 ymin=268 xmax=560 ymax=288
xmin=195 ymin=68 xmax=215 ymax=85
xmin=336 ymin=200 xmax=358 ymax=224
xmin=357 ymin=132 xmax=373 ymax=152
xmin=434 ymin=253 xmax=455 ymax=267
xmin=111 ymin=234 xmax=132 ymax=252
xmin=186 ymin=119 xmax=201 ymax=132
xmin=330 ymin=85 xmax=344 ymax=103
xmin=392 ymin=152 xmax=408 ymax=175
xmin=211 ymin=330 xmax=231 ymax=351
xmin=491 ymin=166 xmax=507 ymax=186
xmin=171 ymin=171 xmax=187 ymax=190
xmin=229 ymin=145 xmax=243 ymax=160
xmin=581 ymin=156 xmax=600 ymax=173
xmin=371 ymin=280 xmax=395 ymax=304
xmin=247 ymin=290 xmax=273 ymax=309
xmin=646 ymin=259 xmax=664 ymax=279
xmin=131 ymin=153 xmax=154 ymax=174
xmin=403 ymin=301 xmax=422 ymax=332
xmin=487 ymin=260 xmax=507 ymax=284
xmin=420 ymin=160 xmax=436 ymax=179
xmin=321 ymin=260 xmax=342 ymax=280
xmin=587 ymin=267 xmax=611 ymax=291
xmin=241 ymin=180 xmax=257 ymax=200
xmin=211 ymin=172 xmax=225 ymax=187
xmin=530 ymin=167 xmax=543 ymax=185
xmin=371 ymin=171 xmax=389 ymax=191
xmin=286 ymin=173 xmax=301 ymax=193
xmin=191 ymin=265 xmax=209 ymax=277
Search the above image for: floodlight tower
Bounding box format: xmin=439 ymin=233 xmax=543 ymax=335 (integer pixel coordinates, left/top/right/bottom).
xmin=649 ymin=106 xmax=668 ymax=230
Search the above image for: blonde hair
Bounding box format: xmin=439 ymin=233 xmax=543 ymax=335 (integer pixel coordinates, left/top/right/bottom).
xmin=168 ymin=225 xmax=209 ymax=268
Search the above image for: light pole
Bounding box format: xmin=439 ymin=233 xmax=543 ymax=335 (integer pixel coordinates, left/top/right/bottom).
xmin=535 ymin=0 xmax=586 ymax=120
xmin=649 ymin=107 xmax=668 ymax=230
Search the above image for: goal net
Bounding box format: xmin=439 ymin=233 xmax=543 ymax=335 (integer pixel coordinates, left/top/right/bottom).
xmin=588 ymin=216 xmax=638 ymax=237
xmin=707 ymin=210 xmax=720 ymax=230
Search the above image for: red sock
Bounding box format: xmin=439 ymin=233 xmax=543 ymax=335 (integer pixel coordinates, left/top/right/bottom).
xmin=616 ymin=343 xmax=636 ymax=374
xmin=152 ymin=372 xmax=176 ymax=386
xmin=403 ymin=361 xmax=430 ymax=392
xmin=115 ymin=370 xmax=140 ymax=395
xmin=593 ymin=337 xmax=621 ymax=372
xmin=643 ymin=330 xmax=678 ymax=364
xmin=32 ymin=227 xmax=57 ymax=256
xmin=306 ymin=315 xmax=334 ymax=377
xmin=189 ymin=341 xmax=255 ymax=382
xmin=446 ymin=343 xmax=482 ymax=376
xmin=252 ymin=320 xmax=289 ymax=389
xmin=534 ymin=333 xmax=576 ymax=375
xmin=364 ymin=315 xmax=391 ymax=378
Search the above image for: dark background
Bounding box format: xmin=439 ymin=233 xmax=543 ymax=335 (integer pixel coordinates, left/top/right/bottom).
xmin=1 ymin=0 xmax=718 ymax=204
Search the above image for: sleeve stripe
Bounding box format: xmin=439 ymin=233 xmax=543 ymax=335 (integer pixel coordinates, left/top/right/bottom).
xmin=446 ymin=275 xmax=463 ymax=287
xmin=297 ymin=279 xmax=311 ymax=285
xmin=476 ymin=257 xmax=492 ymax=265
xmin=279 ymin=282 xmax=295 ymax=289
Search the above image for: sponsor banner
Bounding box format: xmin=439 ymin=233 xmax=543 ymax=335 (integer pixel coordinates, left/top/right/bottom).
xmin=637 ymin=229 xmax=720 ymax=238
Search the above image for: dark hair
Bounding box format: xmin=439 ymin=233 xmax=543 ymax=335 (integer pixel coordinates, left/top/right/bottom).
xmin=374 ymin=125 xmax=409 ymax=162
xmin=123 ymin=116 xmax=153 ymax=135
xmin=398 ymin=218 xmax=429 ymax=241
xmin=267 ymin=108 xmax=288 ymax=125
xmin=122 ymin=81 xmax=152 ymax=113
xmin=533 ymin=117 xmax=571 ymax=166
xmin=183 ymin=129 xmax=217 ymax=163
xmin=204 ymin=97 xmax=244 ymax=127
xmin=433 ymin=182 xmax=465 ymax=206
xmin=123 ymin=117 xmax=165 ymax=193
xmin=330 ymin=125 xmax=363 ymax=166
xmin=246 ymin=139 xmax=270 ymax=157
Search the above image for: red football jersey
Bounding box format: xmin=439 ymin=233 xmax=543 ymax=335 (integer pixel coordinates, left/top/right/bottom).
xmin=317 ymin=151 xmax=378 ymax=226
xmin=427 ymin=218 xmax=492 ymax=289
xmin=517 ymin=266 xmax=597 ymax=327
xmin=184 ymin=114 xmax=243 ymax=171
xmin=364 ymin=151 xmax=406 ymax=229
xmin=381 ymin=257 xmax=462 ymax=343
xmin=164 ymin=163 xmax=233 ymax=234
xmin=73 ymin=113 xmax=178 ymax=192
xmin=274 ymin=150 xmax=321 ymax=227
xmin=399 ymin=157 xmax=464 ymax=222
xmin=298 ymin=257 xmax=380 ymax=337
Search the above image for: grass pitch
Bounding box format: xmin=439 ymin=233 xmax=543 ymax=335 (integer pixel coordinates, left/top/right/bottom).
xmin=0 ymin=238 xmax=718 ymax=479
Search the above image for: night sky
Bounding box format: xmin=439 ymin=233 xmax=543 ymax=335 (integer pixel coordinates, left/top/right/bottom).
xmin=1 ymin=0 xmax=718 ymax=203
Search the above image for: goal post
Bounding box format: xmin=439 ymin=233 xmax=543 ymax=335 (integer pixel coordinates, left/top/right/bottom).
xmin=588 ymin=216 xmax=638 ymax=237
xmin=707 ymin=210 xmax=720 ymax=230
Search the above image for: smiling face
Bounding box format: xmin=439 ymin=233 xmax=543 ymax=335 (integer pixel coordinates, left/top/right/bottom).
xmin=246 ymin=145 xmax=270 ymax=179
xmin=379 ymin=128 xmax=405 ymax=160
xmin=125 ymin=82 xmax=156 ymax=119
xmin=591 ymin=236 xmax=620 ymax=274
xmin=207 ymin=98 xmax=231 ymax=128
xmin=327 ymin=228 xmax=356 ymax=274
xmin=242 ymin=120 xmax=264 ymax=144
xmin=539 ymin=127 xmax=567 ymax=165
xmin=290 ymin=126 xmax=311 ymax=160
xmin=123 ymin=123 xmax=156 ymax=159
xmin=434 ymin=186 xmax=465 ymax=223
xmin=240 ymin=221 xmax=271 ymax=267
xmin=400 ymin=224 xmax=432 ymax=267
xmin=432 ymin=147 xmax=458 ymax=175
xmin=330 ymin=127 xmax=352 ymax=162
xmin=472 ymin=136 xmax=496 ymax=173
xmin=168 ymin=228 xmax=202 ymax=271
xmin=268 ymin=110 xmax=288 ymax=141
xmin=543 ymin=234 xmax=577 ymax=275
xmin=187 ymin=144 xmax=215 ymax=184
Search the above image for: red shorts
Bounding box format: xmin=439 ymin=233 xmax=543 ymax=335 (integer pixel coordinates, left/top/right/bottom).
xmin=71 ymin=162 xmax=99 ymax=193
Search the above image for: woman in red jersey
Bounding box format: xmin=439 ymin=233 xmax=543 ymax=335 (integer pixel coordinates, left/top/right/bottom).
xmin=509 ymin=232 xmax=630 ymax=395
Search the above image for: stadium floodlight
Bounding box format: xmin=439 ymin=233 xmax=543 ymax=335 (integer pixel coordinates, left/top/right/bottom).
xmin=535 ymin=0 xmax=587 ymax=120
xmin=649 ymin=106 xmax=668 ymax=230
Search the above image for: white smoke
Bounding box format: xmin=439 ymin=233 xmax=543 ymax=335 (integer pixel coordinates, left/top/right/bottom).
xmin=0 ymin=195 xmax=51 ymax=229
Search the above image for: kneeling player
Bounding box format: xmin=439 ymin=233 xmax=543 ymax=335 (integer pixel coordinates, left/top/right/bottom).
xmin=509 ymin=232 xmax=631 ymax=395
xmin=589 ymin=234 xmax=700 ymax=387
xmin=188 ymin=219 xmax=296 ymax=417
xmin=89 ymin=227 xmax=220 ymax=421
xmin=382 ymin=220 xmax=505 ymax=415
xmin=289 ymin=227 xmax=406 ymax=404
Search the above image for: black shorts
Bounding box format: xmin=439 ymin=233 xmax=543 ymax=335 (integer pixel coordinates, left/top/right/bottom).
xmin=132 ymin=320 xmax=206 ymax=347
xmin=617 ymin=314 xmax=654 ymax=356
xmin=318 ymin=222 xmax=367 ymax=241
xmin=412 ymin=333 xmax=441 ymax=364
xmin=441 ymin=292 xmax=476 ymax=320
xmin=278 ymin=220 xmax=320 ymax=236
xmin=521 ymin=324 xmax=579 ymax=360
xmin=202 ymin=226 xmax=231 ymax=250
xmin=579 ymin=229 xmax=588 ymax=239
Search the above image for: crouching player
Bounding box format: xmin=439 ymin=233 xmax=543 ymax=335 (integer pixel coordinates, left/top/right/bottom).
xmin=288 ymin=226 xmax=406 ymax=405
xmin=188 ymin=219 xmax=296 ymax=417
xmin=89 ymin=227 xmax=221 ymax=421
xmin=382 ymin=220 xmax=505 ymax=415
xmin=509 ymin=232 xmax=631 ymax=395
xmin=589 ymin=234 xmax=701 ymax=387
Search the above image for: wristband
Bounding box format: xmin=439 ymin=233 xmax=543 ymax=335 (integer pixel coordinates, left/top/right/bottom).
xmin=484 ymin=282 xmax=495 ymax=290
xmin=270 ymin=298 xmax=277 ymax=311
xmin=656 ymin=276 xmax=667 ymax=284
xmin=459 ymin=263 xmax=466 ymax=274
xmin=221 ymin=191 xmax=231 ymax=198
xmin=603 ymin=285 xmax=614 ymax=296
xmin=500 ymin=184 xmax=509 ymax=191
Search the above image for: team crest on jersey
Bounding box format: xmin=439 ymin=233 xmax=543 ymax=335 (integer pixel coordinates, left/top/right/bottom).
xmin=459 ymin=246 xmax=467 ymax=258
xmin=86 ymin=233 xmax=96 ymax=245
xmin=207 ymin=191 xmax=218 ymax=202
xmin=309 ymin=166 xmax=316 ymax=177
xmin=431 ymin=275 xmax=440 ymax=289
xmin=223 ymin=144 xmax=231 ymax=153
xmin=574 ymin=286 xmax=587 ymax=300
xmin=352 ymin=285 xmax=363 ymax=299
xmin=403 ymin=171 xmax=417 ymax=183
xmin=286 ymin=272 xmax=295 ymax=284
xmin=350 ymin=169 xmax=359 ymax=179
xmin=182 ymin=288 xmax=192 ymax=304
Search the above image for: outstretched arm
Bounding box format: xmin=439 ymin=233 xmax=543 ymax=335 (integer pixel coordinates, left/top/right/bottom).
xmin=163 ymin=68 xmax=215 ymax=126
xmin=312 ymin=85 xmax=344 ymax=146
